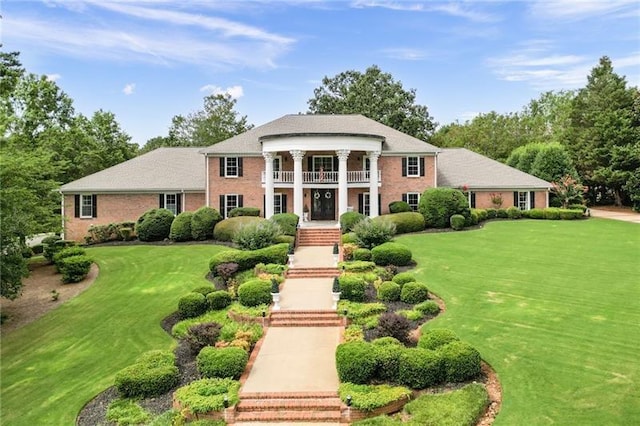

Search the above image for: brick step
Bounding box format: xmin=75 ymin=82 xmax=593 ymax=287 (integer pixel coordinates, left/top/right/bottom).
xmin=236 ymin=398 xmax=342 ymax=412
xmin=240 ymin=391 xmax=340 ymax=399
xmin=270 ymin=310 xmax=342 ymax=327
xmin=297 ymin=241 xmax=340 ymax=246
xmin=271 ymin=313 xmax=340 ymax=320
xmin=270 ymin=320 xmax=343 ymax=327
xmin=286 ymin=268 xmax=339 ymax=278
xmin=234 ymin=410 xmax=342 ymax=423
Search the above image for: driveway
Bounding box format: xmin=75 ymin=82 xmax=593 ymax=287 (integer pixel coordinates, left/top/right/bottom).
xmin=589 ymin=208 xmax=640 ymax=224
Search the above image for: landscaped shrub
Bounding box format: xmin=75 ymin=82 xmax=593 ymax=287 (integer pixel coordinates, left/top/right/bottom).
xmin=106 ymin=399 xmax=150 ymax=425
xmin=269 ymin=213 xmax=299 ymax=236
xmin=387 ymin=201 xmax=412 ymax=214
xmin=341 ymin=232 xmax=358 ymax=244
xmin=197 ymin=346 xmax=248 ymax=380
xmin=450 ymin=214 xmax=466 ymax=230
xmin=373 ymin=312 xmax=412 ymax=344
xmin=59 ymin=255 xmax=93 ymax=283
xmin=392 ymin=272 xmax=416 ymax=287
xmin=42 ymin=236 xmax=64 ymax=263
xmin=339 ymin=301 xmax=387 ymax=322
xmin=559 ymin=209 xmax=583 ymax=220
xmin=496 ymin=208 xmax=509 ymax=218
xmin=568 ymin=204 xmax=588 ymax=212
xmin=191 ymin=206 xmax=222 ymax=240
xmin=353 ymin=248 xmax=372 ymax=261
xmin=338 ymin=261 xmax=377 ymax=272
xmin=466 ymin=210 xmax=479 ymax=226
xmin=371 ymin=336 xmax=404 ymax=347
xmin=373 ymin=343 xmax=403 ymax=382
xmin=185 ymin=322 xmax=222 ymax=354
xmin=169 ymin=211 xmax=194 ymax=241
xmin=335 ymin=342 xmax=378 ymax=384
xmin=485 ymin=208 xmax=497 ymax=219
xmin=506 ymin=206 xmax=522 ymax=219
xmin=275 ymin=234 xmax=295 ymax=245
xmin=377 ymin=281 xmax=401 ymax=302
xmin=233 ymin=220 xmax=282 ymax=250
xmin=339 ymin=274 xmax=367 ymax=302
xmin=398 ymin=348 xmax=443 ymax=389
xmin=344 ymin=324 xmax=365 ymax=342
xmin=178 ymin=293 xmax=208 ymax=319
xmin=418 ymin=328 xmax=460 ymax=350
xmin=118 ymin=227 xmax=133 ymax=241
xmin=373 ymin=212 xmax=425 ymax=234
xmin=114 ymin=350 xmax=179 ymax=398
xmin=340 ymin=211 xmax=367 ymax=233
xmin=401 ymin=383 xmax=489 ymax=425
xmin=419 ymin=188 xmax=470 ymax=228
xmin=415 ymin=300 xmax=440 ymax=316
xmin=353 ymin=219 xmax=396 ymax=249
xmin=53 ymin=246 xmax=86 ymax=270
xmin=173 ymin=378 xmax=240 ymax=415
xmin=207 ymin=291 xmax=233 ymax=310
xmin=543 ymin=207 xmax=561 ymax=220
xmin=209 ymin=243 xmax=289 ymax=273
xmin=237 ymin=279 xmax=272 ymax=307
xmin=86 ymin=222 xmax=137 ymax=244
xmin=437 ymin=341 xmax=482 ymax=382
xmin=528 ymin=208 xmax=545 ymax=219
xmin=400 ymin=282 xmax=429 ymax=304
xmin=213 ymin=216 xmax=264 ymax=241
xmin=136 ymin=208 xmax=175 ymax=241
xmin=472 ymin=208 xmax=488 ymax=222
xmin=228 ymin=207 xmax=260 ymax=217
xmin=371 ymin=242 xmax=412 ymax=266
xmin=338 ymin=383 xmax=411 ymax=412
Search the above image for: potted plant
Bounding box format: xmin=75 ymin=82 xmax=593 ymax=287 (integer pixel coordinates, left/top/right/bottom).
xmin=288 ymin=244 xmax=295 ymax=267
xmin=332 ymin=242 xmax=340 ymax=266
xmin=270 ymin=278 xmax=281 ymax=311
xmin=303 ymin=204 xmax=309 ymax=222
xmin=331 ymin=276 xmax=341 ymax=310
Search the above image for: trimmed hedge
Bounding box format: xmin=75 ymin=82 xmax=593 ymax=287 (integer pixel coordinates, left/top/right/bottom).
xmin=59 ymin=255 xmax=93 ymax=283
xmin=437 ymin=341 xmax=482 ymax=382
xmin=353 ymin=248 xmax=372 ymax=261
xmin=173 ymin=378 xmax=240 ymax=415
xmin=53 ymin=246 xmax=86 ymax=269
xmin=398 ymin=348 xmax=443 ymax=389
xmin=373 ymin=343 xmax=403 ymax=383
xmin=207 ymin=291 xmax=232 ymax=310
xmin=237 ymin=278 xmax=272 ymax=307
xmin=228 ymin=207 xmax=260 ymax=217
xmin=338 ymin=383 xmax=411 ymax=412
xmin=209 ymin=243 xmax=289 ymax=273
xmin=388 ymin=200 xmax=413 ymax=213
xmin=418 ymin=328 xmax=460 ymax=350
xmin=392 ymin=272 xmax=416 ymax=286
xmin=339 ymin=274 xmax=367 ymax=302
xmin=196 ymin=346 xmax=248 ymax=380
xmin=415 ymin=300 xmax=440 ymax=316
xmin=114 ymin=350 xmax=179 ymax=398
xmin=373 ymin=212 xmax=425 ymax=234
xmin=450 ymin=214 xmax=466 ymax=230
xmin=178 ymin=293 xmax=208 ymax=319
xmin=377 ymin=281 xmax=401 ymax=302
xmin=419 ymin=188 xmax=470 ymax=228
xmin=528 ymin=208 xmax=545 ymax=219
xmin=506 ymin=206 xmax=522 ymax=219
xmin=169 ymin=211 xmax=194 ymax=241
xmin=213 ymin=216 xmax=264 ymax=242
xmin=191 ymin=206 xmax=222 ymax=240
xmin=136 ymin=209 xmax=175 ymax=241
xmin=336 ymin=342 xmax=378 ymax=384
xmin=86 ymin=221 xmax=136 ymax=244
xmin=400 ymin=282 xmax=429 ymax=304
xmin=340 ymin=211 xmax=367 ymax=233
xmin=371 ymin=242 xmax=412 ymax=266
xmin=341 ymin=232 xmax=358 ymax=244
xmin=269 ymin=213 xmax=299 ymax=236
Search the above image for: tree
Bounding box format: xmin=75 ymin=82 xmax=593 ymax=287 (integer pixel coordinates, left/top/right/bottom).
xmin=530 ymin=143 xmax=577 ymax=182
xmin=551 ymin=175 xmax=586 ymax=208
xmin=308 ymin=65 xmax=436 ymax=141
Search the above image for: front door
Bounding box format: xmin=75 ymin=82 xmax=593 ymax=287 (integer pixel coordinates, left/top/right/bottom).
xmin=311 ymin=189 xmax=335 ymax=220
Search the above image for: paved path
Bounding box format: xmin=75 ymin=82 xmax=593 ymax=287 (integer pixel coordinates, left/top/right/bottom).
xmin=590 ymin=208 xmax=640 ymax=224
xmin=280 ymin=278 xmax=334 ymax=310
xmin=291 ymin=245 xmax=336 ymax=268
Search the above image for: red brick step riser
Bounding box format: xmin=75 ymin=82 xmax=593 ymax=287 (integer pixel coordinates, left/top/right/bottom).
xmin=236 ymin=398 xmax=342 ymax=412
xmin=233 ymin=411 xmax=342 ymax=422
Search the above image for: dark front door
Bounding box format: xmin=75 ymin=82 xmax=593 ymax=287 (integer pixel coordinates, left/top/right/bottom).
xmin=311 ymin=189 xmax=335 ymax=220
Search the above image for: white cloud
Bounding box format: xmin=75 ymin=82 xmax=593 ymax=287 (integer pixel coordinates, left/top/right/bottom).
xmin=46 ymin=73 xmax=61 ymax=82
xmin=200 ymin=85 xmax=244 ymax=99
xmin=381 ymin=47 xmax=428 ymax=61
xmin=351 ymin=0 xmax=500 ymax=23
xmin=123 ymin=83 xmax=136 ymax=95
xmin=528 ymin=0 xmax=639 ymax=21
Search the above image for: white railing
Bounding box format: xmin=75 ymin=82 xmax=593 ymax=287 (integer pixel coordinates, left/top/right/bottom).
xmin=261 ymin=170 xmax=381 ymax=184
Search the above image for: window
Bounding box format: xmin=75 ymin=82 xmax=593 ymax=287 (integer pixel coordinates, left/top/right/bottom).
xmin=313 ymin=155 xmax=335 ymax=172
xmin=273 ymin=156 xmax=282 ymax=181
xmin=220 ymin=194 xmax=242 ymax=218
xmin=404 ymin=192 xmax=421 ymax=211
xmin=518 ymin=191 xmax=529 ymax=210
xmin=362 ymin=192 xmax=371 ymax=216
xmin=159 ymin=193 xmax=181 ymax=215
xmin=225 ymin=157 xmax=239 ymax=177
xmin=402 ymin=156 xmax=424 ymax=177
xmin=80 ymin=195 xmax=93 ymax=218
xmin=274 ymin=193 xmax=284 ymax=215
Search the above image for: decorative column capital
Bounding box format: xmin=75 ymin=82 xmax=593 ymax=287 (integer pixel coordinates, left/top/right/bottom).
xmin=290 ymin=150 xmax=306 ymax=161
xmin=262 ymin=152 xmax=274 ymax=161
xmin=367 ymin=150 xmax=381 ymax=161
xmin=336 ymin=149 xmax=351 ymax=161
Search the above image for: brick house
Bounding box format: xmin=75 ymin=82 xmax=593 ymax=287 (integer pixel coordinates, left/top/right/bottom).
xmin=60 ymin=114 xmax=551 ymax=241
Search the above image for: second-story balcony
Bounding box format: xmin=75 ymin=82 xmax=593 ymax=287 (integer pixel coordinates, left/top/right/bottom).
xmin=261 ymin=170 xmax=381 ymax=185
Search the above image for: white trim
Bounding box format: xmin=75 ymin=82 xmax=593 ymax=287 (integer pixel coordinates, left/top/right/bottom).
xmin=205 ymin=156 xmax=210 ymax=207
xmin=224 ymin=156 xmax=239 ymax=177
xmin=162 ymin=193 xmax=179 ymax=215
xmin=405 ymin=192 xmax=421 ymax=211
xmin=274 ymin=193 xmax=284 ymax=215
xmin=362 ymin=192 xmax=371 ymax=216
xmin=80 ymin=194 xmax=93 ymax=218
xmin=406 ymin=156 xmax=420 ymax=177
xmin=434 ymin=152 xmax=438 ymax=187
xmin=224 ymin=193 xmax=240 ymax=218
xmin=263 ymin=135 xmax=382 ymax=153
xmin=312 ymin=155 xmax=335 ymax=172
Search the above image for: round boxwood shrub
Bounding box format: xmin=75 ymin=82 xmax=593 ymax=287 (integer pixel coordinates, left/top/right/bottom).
xmin=136 ymin=208 xmax=175 ymax=241
xmin=228 ymin=207 xmax=260 ymax=217
xmin=340 ymin=211 xmax=367 ymax=233
xmin=506 ymin=206 xmax=522 ymax=219
xmin=392 ymin=272 xmax=416 ymax=287
xmin=415 ymin=300 xmax=440 ymax=316
xmin=486 ymin=208 xmax=497 ymax=219
xmin=388 ymin=201 xmax=412 ymax=213
xmin=437 ymin=341 xmax=482 ymax=382
xmin=269 ymin=213 xmax=299 ymax=236
xmin=335 ymin=342 xmax=378 ymax=384
xmin=59 ymin=255 xmax=93 ymax=283
xmin=338 ymin=275 xmax=367 ymax=302
xmin=341 ymin=232 xmax=358 ymax=244
xmin=352 ymin=248 xmax=372 ymax=261
xmin=191 ymin=206 xmax=222 ymax=240
xmin=178 ymin=293 xmax=208 ymax=319
xmin=169 ymin=211 xmax=194 ymax=241
xmin=213 ymin=216 xmax=263 ymax=242
xmin=192 ymin=286 xmax=215 ymax=296
xmin=237 ymin=279 xmax=272 ymax=307
xmin=371 ymin=336 xmax=403 ymax=347
xmin=418 ymin=328 xmax=460 ymax=350
xmin=374 ymin=342 xmax=403 ymax=382
xmin=400 ymin=282 xmax=429 ymax=304
xmin=377 ymin=281 xmax=401 ymax=302
xmin=559 ymin=209 xmax=582 ymax=220
xmin=114 ymin=350 xmax=179 ymax=398
xmin=543 ymin=207 xmax=561 ymax=220
xmin=496 ymin=208 xmax=509 ymax=218
xmin=528 ymin=208 xmax=544 ymax=219
xmin=53 ymin=246 xmax=86 ymax=270
xmin=371 ymin=242 xmax=412 ymax=266
xmin=419 ymin=188 xmax=470 ymax=228
xmin=207 ymin=290 xmax=232 ymax=310
xmin=450 ymin=214 xmax=466 ymax=230
xmin=373 ymin=212 xmax=425 ymax=234
xmin=398 ymin=348 xmax=444 ymax=389
xmin=197 ymin=346 xmax=248 ymax=380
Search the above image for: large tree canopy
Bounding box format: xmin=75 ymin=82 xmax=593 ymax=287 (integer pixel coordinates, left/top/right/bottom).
xmin=307 ymin=65 xmax=437 ymax=141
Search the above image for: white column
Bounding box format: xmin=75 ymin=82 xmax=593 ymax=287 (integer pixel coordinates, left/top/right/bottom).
xmin=290 ymin=150 xmax=305 ymax=219
xmin=336 ymin=149 xmax=350 ymax=219
xmin=263 ymin=152 xmax=274 ymax=218
xmin=368 ymin=151 xmax=381 ymax=218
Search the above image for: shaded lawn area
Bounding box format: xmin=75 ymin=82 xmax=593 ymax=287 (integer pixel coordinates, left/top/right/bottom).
xmin=0 ymin=244 xmax=228 ymax=426
xmin=399 ymin=219 xmax=640 ymax=425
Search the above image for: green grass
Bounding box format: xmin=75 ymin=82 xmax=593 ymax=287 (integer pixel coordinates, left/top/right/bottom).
xmin=0 ymin=244 xmax=228 ymax=425
xmin=398 ymin=219 xmax=640 ymax=425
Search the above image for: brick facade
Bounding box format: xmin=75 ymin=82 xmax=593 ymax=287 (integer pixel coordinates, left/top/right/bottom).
xmin=471 ymin=190 xmax=547 ymax=210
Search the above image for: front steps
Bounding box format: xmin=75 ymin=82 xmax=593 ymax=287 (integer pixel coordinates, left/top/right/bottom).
xmin=235 ymin=392 xmax=342 ymax=423
xmin=297 ymin=228 xmax=341 ymax=246
xmin=270 ymin=310 xmax=343 ymax=327
xmin=286 ymin=267 xmax=340 ymax=278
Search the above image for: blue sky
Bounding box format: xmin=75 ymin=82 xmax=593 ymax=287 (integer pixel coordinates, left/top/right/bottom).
xmin=3 ymin=0 xmax=639 ymax=147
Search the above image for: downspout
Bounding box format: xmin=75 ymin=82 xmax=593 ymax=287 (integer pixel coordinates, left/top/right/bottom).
xmin=205 ymin=155 xmax=210 ymax=207
xmin=434 ymin=152 xmax=438 ymax=188
xmin=181 ymin=189 xmax=185 ymax=213
xmin=59 ymin=190 xmax=65 ymax=240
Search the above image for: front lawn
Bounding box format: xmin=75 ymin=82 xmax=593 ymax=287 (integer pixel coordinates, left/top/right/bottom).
xmin=0 ymin=244 xmax=228 ymax=425
xmin=399 ymin=219 xmax=640 ymax=424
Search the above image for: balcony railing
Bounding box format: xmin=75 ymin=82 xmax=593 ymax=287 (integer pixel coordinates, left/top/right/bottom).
xmin=262 ymin=170 xmax=381 ymax=184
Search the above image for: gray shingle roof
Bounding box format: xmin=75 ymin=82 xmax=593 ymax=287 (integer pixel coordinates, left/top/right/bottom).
xmin=437 ymin=148 xmax=552 ymax=189
xmin=200 ymin=114 xmax=440 ymax=155
xmin=60 ymin=147 xmax=206 ymax=192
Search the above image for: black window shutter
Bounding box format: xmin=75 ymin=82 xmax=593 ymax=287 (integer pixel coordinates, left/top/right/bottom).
xmin=219 ymin=195 xmax=225 ymax=215
xmin=92 ymin=195 xmax=98 ymax=218
xmin=513 ymin=192 xmax=518 ymax=207
xmin=282 ymin=194 xmax=287 ymax=213
xmin=238 ymin=195 xmax=243 ymax=207
xmin=176 ymin=194 xmax=182 ymax=214
xmin=159 ymin=194 xmax=165 ymax=208
xmin=402 ymin=158 xmax=407 ymax=177
xmin=378 ymin=194 xmax=382 ymax=215
xmin=307 ymin=157 xmax=313 ymax=171
xmin=219 ymin=157 xmax=225 ymax=177
xmin=470 ymin=192 xmax=476 ymax=208
xmin=333 ymin=156 xmax=339 ymax=171
xmin=263 ymin=195 xmax=266 ymax=216
xmin=420 ymin=157 xmax=425 ymax=176
xmin=74 ymin=195 xmax=80 ymax=218
xmin=402 ymin=193 xmax=407 ymax=203
xmin=530 ymin=191 xmax=535 ymax=209
xmin=238 ymin=158 xmax=243 ymax=177
xmin=358 ymin=193 xmax=364 ymax=214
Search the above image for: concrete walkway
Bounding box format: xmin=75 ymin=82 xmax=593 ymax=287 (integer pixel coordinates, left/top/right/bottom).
xmin=590 ymin=208 xmax=640 ymax=224
xmin=291 ymin=245 xmax=336 ymax=268
xmin=280 ymin=278 xmax=334 ymax=310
